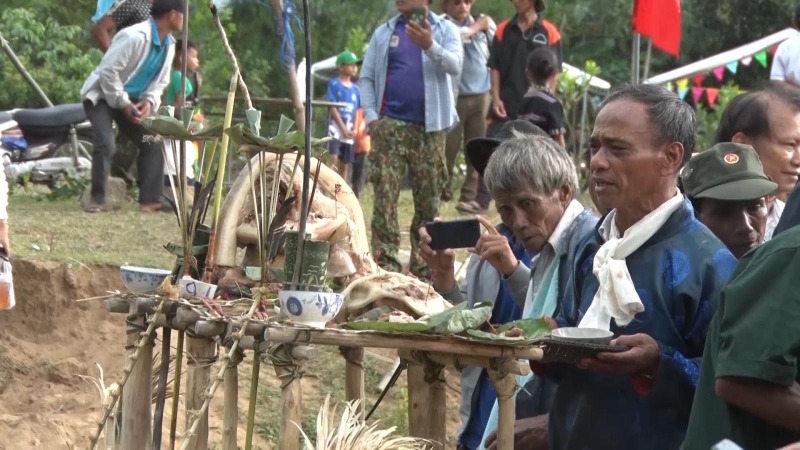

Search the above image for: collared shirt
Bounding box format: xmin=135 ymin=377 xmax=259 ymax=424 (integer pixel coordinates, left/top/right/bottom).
xmin=765 ymin=198 xmax=785 ymax=241
xmin=770 ymin=31 xmax=800 ymax=87
xmin=447 ymin=14 xmax=495 ymax=96
xmin=521 ymin=199 xmax=584 ymax=317
xmin=774 ymin=183 xmax=800 ymax=236
xmin=360 ymin=13 xmax=463 ymax=132
xmin=124 ymin=19 xmax=173 ymax=101
xmin=381 ymin=16 xmax=426 ymax=125
xmin=487 ymin=15 xmax=562 ymax=121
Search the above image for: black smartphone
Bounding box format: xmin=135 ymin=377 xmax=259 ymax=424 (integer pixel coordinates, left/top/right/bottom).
xmin=425 ymin=219 xmax=481 ymax=250
xmin=410 ymin=6 xmax=427 ymax=25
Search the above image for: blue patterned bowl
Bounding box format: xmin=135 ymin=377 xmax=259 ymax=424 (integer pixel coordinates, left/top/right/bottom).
xmin=278 ymin=290 xmax=344 ymax=328
xmin=120 ymin=266 xmax=171 ymax=293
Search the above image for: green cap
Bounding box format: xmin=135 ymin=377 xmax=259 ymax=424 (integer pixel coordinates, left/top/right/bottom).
xmin=681 ymin=142 xmax=777 ymax=201
xmin=336 ymin=51 xmax=358 ymax=65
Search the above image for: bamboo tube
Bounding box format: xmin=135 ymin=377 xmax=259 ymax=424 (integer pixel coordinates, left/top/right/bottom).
xmin=263 ymin=327 xmax=545 ymax=361
xmin=181 ymin=299 xmax=261 ymax=450
xmin=221 ymin=353 xmax=242 ymax=450
xmin=244 ymin=352 xmax=261 ymax=450
xmin=488 ymin=369 xmax=518 ymax=450
xmin=89 ymin=300 xmax=166 ymax=450
xmin=168 ymin=330 xmax=185 ymax=450
xmin=342 ymin=347 xmax=365 ymax=420
xmin=183 ymin=338 xmax=216 ymax=450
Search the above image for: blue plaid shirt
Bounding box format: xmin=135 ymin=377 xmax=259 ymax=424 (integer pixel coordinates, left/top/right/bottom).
xmin=360 ymin=13 xmax=463 ymax=132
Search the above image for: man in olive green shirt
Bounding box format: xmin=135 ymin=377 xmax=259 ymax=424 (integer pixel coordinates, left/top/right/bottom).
xmin=683 ymin=226 xmax=800 ymax=450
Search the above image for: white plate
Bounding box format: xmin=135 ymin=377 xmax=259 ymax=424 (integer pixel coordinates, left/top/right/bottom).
xmin=551 ymin=327 xmax=614 ymax=345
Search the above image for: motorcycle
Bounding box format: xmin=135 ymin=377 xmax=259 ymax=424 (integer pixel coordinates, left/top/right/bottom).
xmin=0 ymin=103 xmax=93 ymax=187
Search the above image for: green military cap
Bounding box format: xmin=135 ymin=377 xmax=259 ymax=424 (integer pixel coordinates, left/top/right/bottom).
xmin=681 ymin=142 xmax=777 ymax=201
xmin=336 ymin=51 xmax=358 ymax=65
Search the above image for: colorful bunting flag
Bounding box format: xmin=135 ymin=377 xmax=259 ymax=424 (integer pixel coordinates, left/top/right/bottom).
xmin=667 ymin=81 xmax=674 ymax=91
xmin=712 ymin=66 xmax=725 ymax=81
xmin=755 ymin=51 xmax=768 ymax=68
xmin=692 ymin=87 xmax=705 ymax=103
xmin=770 ymin=45 xmax=779 ymax=56
xmin=677 ymin=78 xmax=689 ymax=90
xmin=706 ymin=88 xmax=719 ymax=105
xmin=678 ymin=86 xmax=689 ymax=100
xmin=726 ymin=61 xmax=739 ymax=75
xmin=741 ymin=56 xmax=753 ymax=67
xmin=693 ymin=73 xmax=706 ymax=87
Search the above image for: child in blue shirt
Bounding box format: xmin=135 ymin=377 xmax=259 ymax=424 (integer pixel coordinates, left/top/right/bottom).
xmin=327 ymin=51 xmax=361 ymax=182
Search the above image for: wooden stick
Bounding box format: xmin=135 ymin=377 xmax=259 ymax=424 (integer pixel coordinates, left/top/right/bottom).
xmin=168 ymin=331 xmax=185 ymax=450
xmin=263 ymin=327 xmax=545 ymax=360
xmin=89 ymin=299 xmax=166 ymax=450
xmin=244 ymin=352 xmax=261 ymax=450
xmin=488 ymin=369 xmax=518 ymax=450
xmin=153 ymin=328 xmax=172 ymax=450
xmin=209 ymin=2 xmax=253 ymax=110
xmin=221 ymin=353 xmax=241 ymax=450
xmin=180 ymin=299 xmax=261 ymax=450
xmin=342 ymin=347 xmax=365 ymax=421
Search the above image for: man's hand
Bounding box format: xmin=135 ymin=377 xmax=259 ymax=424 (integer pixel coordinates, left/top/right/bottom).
xmin=343 ymin=129 xmax=356 ymax=140
xmin=484 ymin=415 xmax=549 ymax=450
xmin=475 ymin=15 xmax=491 ymax=32
xmin=492 ymin=97 xmax=507 ymax=119
xmin=418 ymin=221 xmax=456 ymax=292
xmin=579 ymin=334 xmax=661 ymax=375
xmin=123 ymin=103 xmax=141 ymax=124
xmin=0 ymin=220 xmax=10 ymax=257
xmin=407 ymin=19 xmax=433 ymax=50
xmin=135 ymin=100 xmax=153 ymax=121
xmin=473 ymin=233 xmax=518 ymax=277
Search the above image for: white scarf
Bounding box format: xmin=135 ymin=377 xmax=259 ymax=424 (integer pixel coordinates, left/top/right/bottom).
xmin=579 ymin=193 xmax=684 ymax=330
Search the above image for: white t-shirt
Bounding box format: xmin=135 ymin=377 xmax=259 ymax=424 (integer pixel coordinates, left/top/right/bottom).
xmin=770 ymin=32 xmax=800 ymax=87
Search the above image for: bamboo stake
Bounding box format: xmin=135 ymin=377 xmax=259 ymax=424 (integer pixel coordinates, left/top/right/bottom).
xmin=180 ymin=298 xmax=261 ymax=450
xmin=203 ymin=70 xmax=238 ymax=283
xmin=342 ymin=347 xmax=365 ymax=421
xmin=168 ymin=331 xmax=185 ymax=450
xmin=89 ymin=299 xmax=167 ymax=450
xmin=488 ymin=368 xmax=518 ymax=450
xmin=244 ymin=353 xmax=261 ymax=450
xmin=221 ymin=352 xmax=242 ymax=450
xmin=183 ymin=338 xmax=215 ymax=450
xmin=153 ymin=328 xmax=172 ymax=449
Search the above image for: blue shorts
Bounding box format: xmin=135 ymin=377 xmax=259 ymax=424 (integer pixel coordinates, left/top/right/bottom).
xmin=328 ymin=139 xmax=354 ymax=164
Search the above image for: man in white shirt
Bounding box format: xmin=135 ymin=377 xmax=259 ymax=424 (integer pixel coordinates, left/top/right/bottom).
xmin=715 ymin=85 xmax=800 ymax=240
xmin=770 ymin=6 xmax=800 ymax=89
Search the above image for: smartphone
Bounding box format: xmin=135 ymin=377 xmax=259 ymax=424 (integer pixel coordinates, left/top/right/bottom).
xmin=410 ymin=6 xmax=427 ymax=25
xmin=425 ymin=219 xmax=481 ymax=250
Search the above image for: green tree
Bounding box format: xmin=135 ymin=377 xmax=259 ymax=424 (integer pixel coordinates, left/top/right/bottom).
xmin=0 ymin=8 xmax=102 ymax=109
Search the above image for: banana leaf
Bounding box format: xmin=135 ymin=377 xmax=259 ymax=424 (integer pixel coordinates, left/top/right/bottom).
xmin=224 ymin=123 xmax=331 ymax=154
xmin=464 ymin=318 xmax=552 ymax=342
xmin=141 ymin=115 xmax=223 ymax=140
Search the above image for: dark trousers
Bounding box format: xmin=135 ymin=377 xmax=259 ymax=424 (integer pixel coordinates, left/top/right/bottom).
xmin=83 ymin=100 xmax=163 ymax=205
xmin=351 ymin=152 xmax=368 ymax=198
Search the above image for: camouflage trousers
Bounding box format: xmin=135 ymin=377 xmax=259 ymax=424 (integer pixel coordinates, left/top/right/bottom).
xmin=369 ymin=116 xmax=446 ymax=278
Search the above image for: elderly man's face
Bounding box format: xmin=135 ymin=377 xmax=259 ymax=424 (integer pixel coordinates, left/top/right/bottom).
xmin=695 ymin=197 xmax=768 ymax=259
xmin=589 ymin=99 xmax=676 ymax=216
xmin=494 ymin=185 xmax=571 ymax=252
xmin=742 ymin=102 xmax=800 ymax=197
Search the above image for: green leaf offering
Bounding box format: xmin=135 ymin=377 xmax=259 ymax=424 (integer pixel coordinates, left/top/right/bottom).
xmin=224 ymin=122 xmax=331 ymax=154
xmin=464 ymin=318 xmax=552 ymax=342
xmin=427 ymin=302 xmax=493 ymax=335
xmin=347 ymin=320 xmax=431 ymax=333
xmin=141 ymin=115 xmax=223 ymax=140
xmin=164 ymin=242 xmax=209 ymax=256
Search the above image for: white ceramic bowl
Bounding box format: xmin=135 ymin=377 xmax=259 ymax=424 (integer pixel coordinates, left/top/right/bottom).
xmin=179 ymin=278 xmax=218 ymax=300
xmin=120 ymin=266 xmax=171 ymax=293
xmin=551 ymin=327 xmax=614 ymax=345
xmin=278 ymin=290 xmax=344 ymax=328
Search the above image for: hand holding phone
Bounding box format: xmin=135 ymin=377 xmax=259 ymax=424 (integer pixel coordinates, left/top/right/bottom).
xmin=409 ymin=6 xmax=427 ymax=25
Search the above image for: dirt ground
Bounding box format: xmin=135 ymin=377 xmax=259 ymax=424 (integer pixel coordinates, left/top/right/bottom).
xmin=0 ymin=259 xmax=463 ymax=450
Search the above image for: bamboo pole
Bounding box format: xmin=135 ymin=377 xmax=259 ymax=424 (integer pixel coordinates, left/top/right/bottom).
xmin=168 ymin=331 xmax=185 ymax=450
xmin=181 ymin=299 xmax=261 ymax=450
xmin=221 ymin=351 xmax=243 ymax=450
xmin=342 ymin=347 xmax=365 ymax=420
xmin=263 ymin=327 xmax=545 ymax=360
xmin=244 ymin=352 xmax=261 ymax=450
xmin=183 ymin=338 xmax=216 ymax=450
xmin=89 ymin=299 xmax=166 ymax=450
xmin=209 ymin=2 xmax=253 ymax=110
xmin=406 ymin=362 xmax=446 ymax=449
xmin=153 ymin=328 xmax=172 ymax=450
xmin=488 ymin=368 xmax=518 ymax=450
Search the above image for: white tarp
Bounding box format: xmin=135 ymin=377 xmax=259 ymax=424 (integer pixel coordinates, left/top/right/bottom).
xmin=645 ymin=28 xmax=798 ymax=85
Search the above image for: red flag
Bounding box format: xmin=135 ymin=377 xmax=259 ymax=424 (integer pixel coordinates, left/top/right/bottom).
xmin=633 ymin=0 xmax=682 ymax=57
